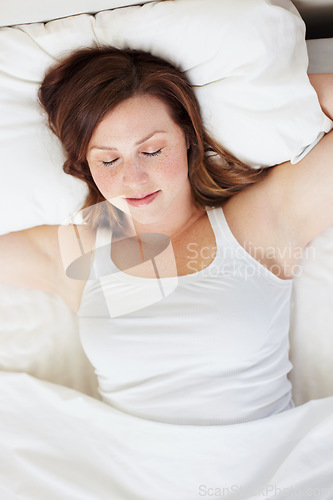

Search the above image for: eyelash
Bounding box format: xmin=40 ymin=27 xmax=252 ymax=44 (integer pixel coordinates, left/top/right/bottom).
xmin=102 ymin=149 xmax=162 ymax=167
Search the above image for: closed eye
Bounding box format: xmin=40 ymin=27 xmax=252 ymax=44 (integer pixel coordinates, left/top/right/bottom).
xmin=102 ymin=158 xmax=118 ymax=167
xmin=101 ymin=149 xmax=162 ymax=167
xmin=142 ymin=149 xmax=162 ymax=157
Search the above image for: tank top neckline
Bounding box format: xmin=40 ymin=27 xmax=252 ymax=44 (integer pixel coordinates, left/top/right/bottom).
xmin=94 ymin=205 xmax=293 ymax=286
xmin=94 ymin=206 xmax=220 ymax=283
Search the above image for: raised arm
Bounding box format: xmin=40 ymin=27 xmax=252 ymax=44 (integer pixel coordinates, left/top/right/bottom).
xmin=308 ymin=74 xmax=333 ymax=121
xmin=266 ymin=74 xmax=333 ymax=251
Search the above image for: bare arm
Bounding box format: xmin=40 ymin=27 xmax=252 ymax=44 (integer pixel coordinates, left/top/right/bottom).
xmin=269 ymin=74 xmax=333 ymax=250
xmin=308 ymin=74 xmax=333 ymax=121
xmin=0 ymin=224 xmax=96 ymax=313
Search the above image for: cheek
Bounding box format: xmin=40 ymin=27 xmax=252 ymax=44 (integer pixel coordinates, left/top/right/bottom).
xmin=157 ymin=150 xmax=189 ymax=184
xmin=90 ymin=167 xmax=119 ymax=198
xmin=90 ymin=170 xmax=128 ymax=213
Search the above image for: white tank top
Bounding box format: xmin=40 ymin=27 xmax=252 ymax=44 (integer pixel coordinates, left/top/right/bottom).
xmin=78 ymin=206 xmax=295 ymax=425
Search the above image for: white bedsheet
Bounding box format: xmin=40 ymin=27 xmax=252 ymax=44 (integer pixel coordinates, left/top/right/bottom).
xmin=1 ymin=372 xmax=333 ymax=499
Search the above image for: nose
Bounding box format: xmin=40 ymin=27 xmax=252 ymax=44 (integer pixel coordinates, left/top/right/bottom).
xmin=122 ymin=160 xmax=149 ymax=187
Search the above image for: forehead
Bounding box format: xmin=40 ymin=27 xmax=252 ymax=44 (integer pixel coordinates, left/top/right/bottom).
xmin=97 ymin=94 xmax=174 ymax=131
xmin=88 ymin=94 xmax=185 ymax=152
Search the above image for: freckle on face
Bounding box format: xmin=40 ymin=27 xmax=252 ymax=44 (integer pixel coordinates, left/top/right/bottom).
xmin=87 ymin=94 xmax=192 ymax=224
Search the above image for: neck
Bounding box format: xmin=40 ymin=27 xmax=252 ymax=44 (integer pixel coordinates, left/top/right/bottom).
xmin=142 ymin=203 xmax=204 ymax=240
xmin=120 ymin=196 xmax=205 ymax=242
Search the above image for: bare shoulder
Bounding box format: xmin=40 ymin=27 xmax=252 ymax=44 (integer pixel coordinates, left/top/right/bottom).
xmin=0 ymin=224 xmax=97 ymax=314
xmin=32 ymin=223 xmax=96 ymax=250
xmin=221 ymin=163 xmax=291 ymax=247
xmin=0 ymin=225 xmax=58 ymax=283
xmin=0 ymin=223 xmax=96 ymax=256
xmin=221 ymin=163 xmax=302 ymax=280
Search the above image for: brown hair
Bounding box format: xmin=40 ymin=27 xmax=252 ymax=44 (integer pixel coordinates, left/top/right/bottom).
xmin=38 ymin=46 xmax=268 ymax=228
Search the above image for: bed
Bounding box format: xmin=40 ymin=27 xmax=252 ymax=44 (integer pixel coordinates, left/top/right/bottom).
xmin=1 ymin=0 xmax=333 ymax=498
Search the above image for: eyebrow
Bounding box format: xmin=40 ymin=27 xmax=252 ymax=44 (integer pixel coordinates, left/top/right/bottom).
xmin=89 ymin=130 xmax=167 ymax=151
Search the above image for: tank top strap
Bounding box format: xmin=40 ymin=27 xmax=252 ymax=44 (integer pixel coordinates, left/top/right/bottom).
xmin=205 ymin=205 xmax=228 ymax=248
xmin=206 ymin=204 xmax=251 ymax=252
xmin=206 ymin=205 xmax=293 ymax=286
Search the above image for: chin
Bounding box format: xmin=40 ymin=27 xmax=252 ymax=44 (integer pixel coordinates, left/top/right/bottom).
xmin=127 ymin=210 xmax=162 ymax=227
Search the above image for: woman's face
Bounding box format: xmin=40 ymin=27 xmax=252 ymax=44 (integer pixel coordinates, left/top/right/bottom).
xmin=86 ymin=94 xmax=191 ymax=226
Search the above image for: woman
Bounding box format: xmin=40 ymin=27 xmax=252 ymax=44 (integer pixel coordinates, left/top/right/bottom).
xmin=1 ymin=48 xmax=332 ymax=402
xmin=29 ymin=46 xmax=333 ymax=426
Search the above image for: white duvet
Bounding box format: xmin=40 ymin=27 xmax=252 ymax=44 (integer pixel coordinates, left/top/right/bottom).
xmin=1 ymin=371 xmax=333 ymax=499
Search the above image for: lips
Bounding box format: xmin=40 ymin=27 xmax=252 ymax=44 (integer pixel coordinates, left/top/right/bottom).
xmin=127 ymin=191 xmax=157 ymax=200
xmin=125 ymin=190 xmax=160 ymax=207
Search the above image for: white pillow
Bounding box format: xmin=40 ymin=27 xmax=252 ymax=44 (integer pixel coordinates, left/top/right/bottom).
xmin=0 ymin=0 xmax=154 ymax=27
xmin=0 ymin=0 xmax=331 ymax=234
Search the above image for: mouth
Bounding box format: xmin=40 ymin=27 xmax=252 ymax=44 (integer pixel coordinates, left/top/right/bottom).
xmin=126 ymin=191 xmax=157 ymax=200
xmin=124 ymin=190 xmax=160 ymax=207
